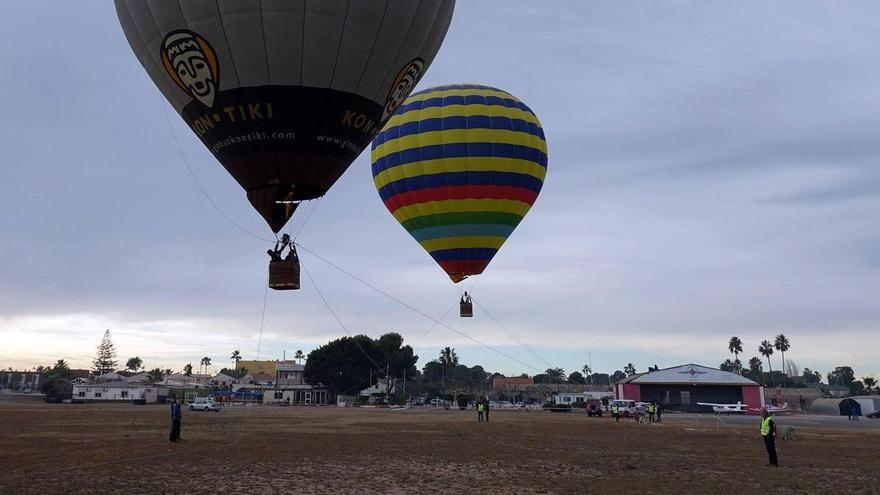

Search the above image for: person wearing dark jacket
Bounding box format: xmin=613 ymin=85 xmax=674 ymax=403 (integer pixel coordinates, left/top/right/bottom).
xmin=169 ymin=398 xmax=182 ymax=442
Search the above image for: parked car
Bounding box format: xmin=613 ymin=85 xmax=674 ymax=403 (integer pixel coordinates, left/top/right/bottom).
xmin=587 ymin=404 xmax=603 ymax=417
xmin=635 ymin=402 xmax=651 ymax=415
xmin=188 ymin=399 xmax=221 ymax=412
xmin=610 ymin=399 xmax=636 ymax=417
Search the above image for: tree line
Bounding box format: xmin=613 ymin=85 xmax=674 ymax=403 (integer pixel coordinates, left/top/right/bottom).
xmin=721 ymin=334 xmax=875 ymax=395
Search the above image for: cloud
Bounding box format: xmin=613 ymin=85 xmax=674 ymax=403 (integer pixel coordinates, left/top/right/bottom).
xmin=0 ymin=1 xmax=878 ymax=379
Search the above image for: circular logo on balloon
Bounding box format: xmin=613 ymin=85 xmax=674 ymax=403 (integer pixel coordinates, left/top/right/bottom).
xmin=382 ymin=58 xmax=425 ymax=123
xmin=161 ymin=29 xmax=220 ymax=108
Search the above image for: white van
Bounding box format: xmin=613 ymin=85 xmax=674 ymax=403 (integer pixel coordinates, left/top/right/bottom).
xmin=611 ymin=399 xmax=636 ymax=417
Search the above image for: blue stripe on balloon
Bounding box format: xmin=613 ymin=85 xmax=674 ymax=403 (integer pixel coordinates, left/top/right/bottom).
xmin=372 ymin=143 xmax=548 ymax=176
xmin=373 ymin=115 xmax=545 ymax=147
xmin=429 ymin=247 xmax=498 ymax=261
xmin=396 ymin=94 xmax=537 ymax=117
xmin=377 ymin=171 xmax=544 ymax=202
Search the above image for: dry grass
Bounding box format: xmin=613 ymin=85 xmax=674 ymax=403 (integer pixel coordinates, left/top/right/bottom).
xmin=1 ymin=400 xmax=879 ymax=494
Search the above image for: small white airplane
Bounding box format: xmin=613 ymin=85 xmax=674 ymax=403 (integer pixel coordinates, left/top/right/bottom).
xmin=697 ymin=401 xmax=749 ymax=414
xmin=750 ymin=402 xmax=789 ymax=414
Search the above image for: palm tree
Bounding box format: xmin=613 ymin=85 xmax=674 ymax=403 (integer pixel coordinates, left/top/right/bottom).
xmin=624 ymin=363 xmax=636 ymax=376
xmin=294 ymin=350 xmax=304 ymax=364
xmin=230 ymin=350 xmax=242 ymax=370
xmin=758 ymin=340 xmax=775 ymax=385
xmin=438 ymin=347 xmax=458 ymax=388
xmin=202 ymin=357 xmax=212 ymax=376
xmin=582 ymin=364 xmax=592 ymax=385
xmin=184 ymin=363 xmax=193 ymax=376
xmin=48 ymin=360 xmax=69 ymax=377
xmin=728 ymin=337 xmax=743 ymax=373
xmin=546 ymin=368 xmax=566 ymax=383
xmin=748 ymin=357 xmax=764 ymax=385
xmin=774 ymin=334 xmax=790 ymax=376
xmin=863 ymin=376 xmax=877 ymax=393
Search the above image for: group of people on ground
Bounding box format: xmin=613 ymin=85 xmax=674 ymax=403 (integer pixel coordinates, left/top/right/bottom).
xmin=610 ymin=401 xmax=662 ymax=424
xmin=166 ymin=393 xmax=782 ymax=468
xmin=847 ymin=405 xmax=860 ymax=421
xmin=476 ymin=398 xmax=490 ymax=422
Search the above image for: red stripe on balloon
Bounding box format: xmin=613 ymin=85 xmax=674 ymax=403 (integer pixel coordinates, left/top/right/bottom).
xmin=384 ymin=185 xmax=538 ymax=213
xmin=438 ymin=259 xmax=491 ymax=279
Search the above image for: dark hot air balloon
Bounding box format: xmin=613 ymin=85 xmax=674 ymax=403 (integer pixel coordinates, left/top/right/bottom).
xmin=116 ymin=0 xmax=455 ymax=289
xmin=116 ymin=0 xmax=454 ymax=232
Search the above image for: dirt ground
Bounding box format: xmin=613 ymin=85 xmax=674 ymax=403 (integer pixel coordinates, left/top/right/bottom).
xmin=2 ymin=399 xmax=879 ymax=494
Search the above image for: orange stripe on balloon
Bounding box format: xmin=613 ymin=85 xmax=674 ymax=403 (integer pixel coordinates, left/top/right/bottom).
xmin=384 ymin=185 xmax=538 ymax=213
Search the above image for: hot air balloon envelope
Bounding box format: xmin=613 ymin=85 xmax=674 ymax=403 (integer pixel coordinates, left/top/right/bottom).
xmin=371 ymin=84 xmax=548 ymax=282
xmin=116 ymin=0 xmax=455 ymax=232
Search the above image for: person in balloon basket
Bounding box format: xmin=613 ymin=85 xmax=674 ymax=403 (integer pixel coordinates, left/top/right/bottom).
xmin=169 ymin=397 xmax=182 ymax=443
xmin=268 ymin=233 xmax=296 ymax=262
xmin=760 ymin=408 xmax=778 ymax=466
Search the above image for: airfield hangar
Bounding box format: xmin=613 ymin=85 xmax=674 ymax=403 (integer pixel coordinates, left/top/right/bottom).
xmin=614 ymin=364 xmax=763 ymax=414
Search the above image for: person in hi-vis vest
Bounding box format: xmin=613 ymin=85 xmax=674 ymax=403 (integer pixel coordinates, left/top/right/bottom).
xmin=760 ymin=408 xmax=778 ymax=466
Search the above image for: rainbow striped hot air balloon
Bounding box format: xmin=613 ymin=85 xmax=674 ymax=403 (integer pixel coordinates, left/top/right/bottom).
xmin=371 ymin=84 xmax=547 ymax=283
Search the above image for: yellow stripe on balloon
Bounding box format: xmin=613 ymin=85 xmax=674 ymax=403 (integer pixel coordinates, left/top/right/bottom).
xmin=394 ymin=104 xmax=543 ymax=127
xmin=391 ymin=199 xmax=532 ymax=224
xmin=405 ymin=88 xmax=520 ymax=104
xmin=372 ymin=128 xmax=548 ymax=160
xmin=372 ymin=157 xmax=547 ymax=191
xmin=420 ymin=235 xmax=508 ymax=252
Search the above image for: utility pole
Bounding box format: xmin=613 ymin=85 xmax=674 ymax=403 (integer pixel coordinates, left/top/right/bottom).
xmin=589 ymin=351 xmax=593 ymax=386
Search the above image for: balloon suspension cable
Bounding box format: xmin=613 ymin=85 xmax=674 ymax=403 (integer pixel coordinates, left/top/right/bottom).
xmin=411 ymin=301 xmax=458 ymax=347
xmin=293 ymin=197 xmax=322 ymax=241
xmin=295 ymin=241 xmax=543 ymax=374
xmin=158 ymin=95 xmax=274 ymax=244
xmin=300 ymin=260 xmax=388 ymax=377
xmin=472 ymin=298 xmax=556 ymax=371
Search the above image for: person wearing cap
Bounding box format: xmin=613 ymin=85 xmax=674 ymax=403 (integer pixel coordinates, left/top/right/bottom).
xmin=760 ymin=407 xmax=778 ymax=466
xmin=169 ymin=397 xmax=182 ymax=443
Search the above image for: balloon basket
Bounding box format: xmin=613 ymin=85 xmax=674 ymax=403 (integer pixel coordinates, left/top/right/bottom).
xmin=459 ymin=301 xmax=473 ymax=317
xmin=269 ymin=259 xmax=300 ymax=290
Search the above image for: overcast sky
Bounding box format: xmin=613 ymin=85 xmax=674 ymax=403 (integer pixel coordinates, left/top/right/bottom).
xmin=1 ymin=1 xmax=878 ymax=381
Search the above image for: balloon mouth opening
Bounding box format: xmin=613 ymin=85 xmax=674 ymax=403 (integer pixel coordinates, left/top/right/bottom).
xmin=449 ymin=274 xmax=469 ymax=283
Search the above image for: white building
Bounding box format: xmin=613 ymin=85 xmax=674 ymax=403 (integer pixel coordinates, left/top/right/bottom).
xmin=360 ymin=378 xmax=395 ymax=398
xmin=72 ymin=382 xmax=166 ymax=403
xmin=163 ymin=373 xmax=211 ymax=387
xmin=552 ymin=391 xmax=613 ymax=405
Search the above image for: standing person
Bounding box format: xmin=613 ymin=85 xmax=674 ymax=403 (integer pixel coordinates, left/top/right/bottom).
xmin=477 ymin=401 xmax=484 ymax=422
xmin=612 ymin=403 xmax=620 ymax=422
xmin=760 ymin=408 xmax=778 ymax=467
xmin=484 ymin=399 xmax=490 ymax=422
xmin=647 ymin=402 xmax=655 ymax=423
xmin=655 ymin=401 xmax=662 ymax=423
xmin=169 ymin=397 xmax=182 ymax=442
